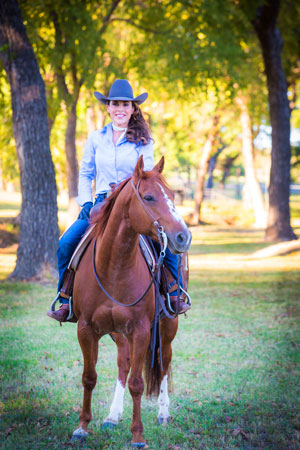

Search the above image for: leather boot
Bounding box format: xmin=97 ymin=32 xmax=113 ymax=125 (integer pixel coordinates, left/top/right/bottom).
xmin=47 ymin=303 xmax=69 ymax=322
xmin=170 ymin=296 xmax=191 ymax=315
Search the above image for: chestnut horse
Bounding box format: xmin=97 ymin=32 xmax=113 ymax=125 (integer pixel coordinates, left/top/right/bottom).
xmin=71 ymin=156 xmax=191 ymax=448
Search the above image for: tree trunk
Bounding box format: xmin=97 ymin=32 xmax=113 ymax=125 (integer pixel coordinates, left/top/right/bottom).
xmin=65 ymin=99 xmax=80 ymax=224
xmin=252 ymin=0 xmax=297 ymax=241
xmin=235 ymin=95 xmax=266 ymax=228
xmin=0 ymin=0 xmax=59 ymax=279
xmin=192 ymin=115 xmax=219 ymax=224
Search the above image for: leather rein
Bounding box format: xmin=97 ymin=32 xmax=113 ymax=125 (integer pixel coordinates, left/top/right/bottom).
xmin=92 ymin=177 xmax=168 ymax=308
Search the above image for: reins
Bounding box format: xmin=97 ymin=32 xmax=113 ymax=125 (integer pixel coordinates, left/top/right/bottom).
xmin=92 ymin=235 xmax=166 ymax=307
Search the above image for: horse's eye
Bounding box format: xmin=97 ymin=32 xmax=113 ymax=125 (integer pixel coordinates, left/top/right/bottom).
xmin=143 ymin=195 xmax=155 ymax=202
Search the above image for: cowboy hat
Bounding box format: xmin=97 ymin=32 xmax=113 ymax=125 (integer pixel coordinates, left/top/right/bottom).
xmin=94 ymin=79 xmax=148 ymax=105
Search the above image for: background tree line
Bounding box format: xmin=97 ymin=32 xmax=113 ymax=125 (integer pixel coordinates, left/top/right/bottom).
xmin=0 ymin=0 xmax=299 ymax=280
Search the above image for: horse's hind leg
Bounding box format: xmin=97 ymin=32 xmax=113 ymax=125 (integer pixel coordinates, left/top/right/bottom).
xmin=103 ymin=333 xmax=130 ymax=428
xmin=72 ymin=323 xmax=99 ymax=441
xmin=157 ymin=316 xmax=178 ymax=424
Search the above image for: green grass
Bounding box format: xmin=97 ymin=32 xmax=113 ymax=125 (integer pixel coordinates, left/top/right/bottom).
xmin=1 ymin=225 xmax=300 ymax=449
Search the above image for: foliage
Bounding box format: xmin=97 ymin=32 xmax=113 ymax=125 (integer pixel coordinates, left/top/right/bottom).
xmin=0 ymin=0 xmax=298 ymax=196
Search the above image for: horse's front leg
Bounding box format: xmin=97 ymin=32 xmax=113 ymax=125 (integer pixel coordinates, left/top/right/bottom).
xmin=72 ymin=322 xmax=99 ymax=442
xmin=157 ymin=316 xmax=178 ymax=425
xmin=103 ymin=333 xmax=130 ymax=428
xmin=128 ymin=325 xmax=150 ymax=448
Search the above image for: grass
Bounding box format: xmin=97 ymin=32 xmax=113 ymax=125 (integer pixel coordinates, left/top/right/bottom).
xmin=0 ymin=194 xmax=300 ymax=449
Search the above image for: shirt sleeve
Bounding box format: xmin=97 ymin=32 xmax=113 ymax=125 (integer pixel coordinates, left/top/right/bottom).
xmin=76 ymin=132 xmax=96 ymax=206
xmin=139 ymin=139 xmax=154 ymax=171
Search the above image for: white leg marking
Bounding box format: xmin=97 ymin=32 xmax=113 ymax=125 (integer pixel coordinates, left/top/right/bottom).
xmin=157 ymin=375 xmax=170 ymax=423
xmin=104 ymin=379 xmax=125 ymax=424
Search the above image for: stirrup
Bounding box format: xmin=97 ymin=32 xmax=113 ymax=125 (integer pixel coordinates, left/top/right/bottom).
xmin=166 ymin=293 xmax=176 ymax=313
xmin=166 ymin=288 xmax=192 ymax=313
xmin=180 ymin=287 xmax=192 ymax=306
xmin=49 ymin=292 xmax=74 ymax=321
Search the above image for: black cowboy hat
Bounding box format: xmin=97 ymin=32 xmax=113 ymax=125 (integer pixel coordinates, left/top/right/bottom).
xmin=94 ymin=79 xmax=148 ymax=105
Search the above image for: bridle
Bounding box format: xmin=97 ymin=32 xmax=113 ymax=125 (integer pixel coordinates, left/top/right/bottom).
xmin=130 ymin=178 xmax=169 ymax=264
xmin=92 ymin=176 xmax=169 ymax=307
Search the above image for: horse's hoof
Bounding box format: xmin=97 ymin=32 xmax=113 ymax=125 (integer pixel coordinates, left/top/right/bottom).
xmin=70 ymin=434 xmax=86 ymax=443
xmin=70 ymin=426 xmax=88 ymax=442
xmin=157 ymin=416 xmax=170 ymax=425
xmin=102 ymin=420 xmax=117 ymax=430
xmin=132 ymin=443 xmax=148 ymax=449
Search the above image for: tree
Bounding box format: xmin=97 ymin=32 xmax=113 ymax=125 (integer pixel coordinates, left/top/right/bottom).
xmin=0 ymin=0 xmax=59 ymax=279
xmin=192 ymin=114 xmax=220 ymax=224
xmin=124 ymin=0 xmax=298 ymax=239
xmin=20 ymin=0 xmax=122 ymax=219
xmin=235 ymin=94 xmax=266 ymax=228
xmin=251 ymin=0 xmax=297 ymax=241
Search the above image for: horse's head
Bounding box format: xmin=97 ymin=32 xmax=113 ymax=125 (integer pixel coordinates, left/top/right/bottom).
xmin=130 ymin=156 xmax=192 ymax=254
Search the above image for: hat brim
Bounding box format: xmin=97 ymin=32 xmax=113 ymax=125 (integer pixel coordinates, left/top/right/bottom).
xmin=94 ymin=91 xmax=148 ymax=105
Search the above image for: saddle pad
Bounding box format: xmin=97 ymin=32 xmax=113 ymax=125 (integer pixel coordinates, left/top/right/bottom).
xmin=68 ymin=224 xmax=96 ymax=271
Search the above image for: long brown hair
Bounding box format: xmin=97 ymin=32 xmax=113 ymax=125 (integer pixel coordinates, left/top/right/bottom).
xmin=126 ymin=102 xmax=151 ymax=145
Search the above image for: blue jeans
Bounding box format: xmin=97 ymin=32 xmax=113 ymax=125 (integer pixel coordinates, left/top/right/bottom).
xmin=57 ymin=218 xmax=90 ymax=293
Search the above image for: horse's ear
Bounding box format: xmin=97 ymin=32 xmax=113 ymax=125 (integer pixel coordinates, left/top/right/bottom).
xmin=154 ymin=156 xmax=164 ymax=173
xmin=132 ymin=155 xmax=144 ymax=183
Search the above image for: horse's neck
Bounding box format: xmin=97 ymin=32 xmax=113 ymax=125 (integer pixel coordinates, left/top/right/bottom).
xmin=95 ymin=205 xmax=139 ymax=274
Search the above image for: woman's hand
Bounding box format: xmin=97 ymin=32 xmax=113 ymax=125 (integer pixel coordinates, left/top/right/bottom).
xmin=78 ymin=202 xmax=93 ymax=220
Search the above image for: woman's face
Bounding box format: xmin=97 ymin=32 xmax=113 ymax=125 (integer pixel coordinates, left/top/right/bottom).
xmin=107 ymin=100 xmax=134 ymax=128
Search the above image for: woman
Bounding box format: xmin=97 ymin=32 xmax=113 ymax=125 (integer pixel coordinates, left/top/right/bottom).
xmin=48 ymin=79 xmax=190 ymax=322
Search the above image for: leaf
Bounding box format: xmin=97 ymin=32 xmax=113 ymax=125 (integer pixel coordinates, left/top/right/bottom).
xmin=225 ymin=415 xmax=233 ymax=423
xmin=240 ymin=430 xmax=249 ymax=440
xmin=73 ymin=405 xmax=81 ymax=412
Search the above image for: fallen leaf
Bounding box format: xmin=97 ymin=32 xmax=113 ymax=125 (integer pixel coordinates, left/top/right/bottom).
xmin=240 ymin=430 xmax=249 ymax=440
xmin=188 ymin=371 xmax=198 ymax=377
xmin=225 ymin=415 xmax=233 ymax=423
xmin=184 ymin=389 xmax=192 ymax=394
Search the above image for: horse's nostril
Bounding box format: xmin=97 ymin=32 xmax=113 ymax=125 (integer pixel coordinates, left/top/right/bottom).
xmin=176 ymin=232 xmax=186 ymax=245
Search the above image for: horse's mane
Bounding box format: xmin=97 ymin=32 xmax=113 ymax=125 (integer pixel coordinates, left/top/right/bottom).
xmin=91 ymin=170 xmax=169 ymax=239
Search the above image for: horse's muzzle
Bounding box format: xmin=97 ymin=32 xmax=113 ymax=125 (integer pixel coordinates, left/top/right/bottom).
xmin=167 ymin=228 xmax=192 ymax=254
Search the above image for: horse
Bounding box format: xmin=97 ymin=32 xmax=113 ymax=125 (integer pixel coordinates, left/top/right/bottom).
xmin=71 ymin=155 xmax=191 ymax=448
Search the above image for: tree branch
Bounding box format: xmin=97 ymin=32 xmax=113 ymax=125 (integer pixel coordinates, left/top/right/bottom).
xmin=98 ymin=0 xmax=122 ymax=35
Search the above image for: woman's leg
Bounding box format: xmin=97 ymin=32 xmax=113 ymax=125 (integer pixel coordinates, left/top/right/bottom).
xmin=57 ymin=219 xmax=90 ymax=295
xmin=163 ymin=248 xmax=190 ymax=314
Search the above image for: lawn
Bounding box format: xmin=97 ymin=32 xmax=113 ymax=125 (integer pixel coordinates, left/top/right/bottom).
xmin=0 ymin=193 xmax=300 ymax=449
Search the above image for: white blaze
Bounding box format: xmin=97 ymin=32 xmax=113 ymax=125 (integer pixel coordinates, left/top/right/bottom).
xmin=158 ymin=184 xmax=186 ymax=227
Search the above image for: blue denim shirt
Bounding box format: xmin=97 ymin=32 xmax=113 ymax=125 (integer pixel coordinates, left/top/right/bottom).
xmin=77 ymin=122 xmax=154 ymax=206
